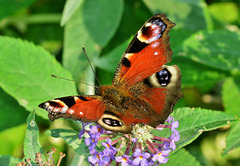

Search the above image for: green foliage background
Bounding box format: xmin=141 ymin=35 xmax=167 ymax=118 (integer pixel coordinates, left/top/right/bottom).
xmin=0 ymin=0 xmax=240 ymax=165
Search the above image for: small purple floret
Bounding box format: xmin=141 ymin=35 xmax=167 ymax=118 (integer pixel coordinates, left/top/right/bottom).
xmin=152 ymin=150 xmax=170 ymax=164
xmin=82 ymin=116 xmax=180 ymax=165
xmin=132 ymin=149 xmax=150 ymax=166
xmin=116 ymin=154 xmax=132 ymax=166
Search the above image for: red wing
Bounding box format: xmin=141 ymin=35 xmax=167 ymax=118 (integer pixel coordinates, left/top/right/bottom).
xmin=139 ymin=65 xmax=182 ymax=126
xmin=38 ymin=95 xmax=105 ymax=122
xmin=113 ymin=13 xmax=175 ymax=87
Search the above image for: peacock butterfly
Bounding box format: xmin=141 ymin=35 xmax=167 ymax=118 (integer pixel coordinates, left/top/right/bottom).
xmin=39 ymin=13 xmax=182 ymax=133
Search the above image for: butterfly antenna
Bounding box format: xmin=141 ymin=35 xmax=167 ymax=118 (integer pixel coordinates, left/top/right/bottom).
xmin=82 ymin=46 xmax=102 ymax=86
xmin=51 ymin=74 xmax=99 ymax=89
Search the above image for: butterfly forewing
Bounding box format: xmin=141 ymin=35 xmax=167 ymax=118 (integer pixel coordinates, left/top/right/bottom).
xmin=39 ymin=94 xmax=133 ymax=133
xmin=113 ymin=13 xmax=175 ymax=87
xmin=39 ymin=95 xmax=105 ymax=122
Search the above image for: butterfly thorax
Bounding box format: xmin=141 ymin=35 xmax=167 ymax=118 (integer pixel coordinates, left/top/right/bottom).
xmin=99 ymin=85 xmax=153 ymax=122
xmin=100 ymin=85 xmax=124 ymax=105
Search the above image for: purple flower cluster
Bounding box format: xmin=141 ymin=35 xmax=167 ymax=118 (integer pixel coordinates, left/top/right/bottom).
xmin=79 ymin=116 xmax=180 ymax=166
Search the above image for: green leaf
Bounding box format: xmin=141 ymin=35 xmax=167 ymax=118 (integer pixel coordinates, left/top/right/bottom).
xmin=173 ymin=56 xmax=228 ymax=87
xmin=0 ymin=88 xmax=28 ymax=131
xmin=97 ymin=69 xmax=114 ymax=85
xmin=0 ymin=0 xmax=35 ymax=20
xmin=70 ymin=153 xmax=89 ymax=166
xmin=63 ymin=0 xmax=123 ymax=85
xmin=61 ymin=0 xmax=84 ymax=26
xmin=209 ymin=2 xmax=239 ymax=24
xmin=0 ymin=36 xmax=77 ymax=118
xmin=171 ymin=107 xmax=237 ymax=150
xmin=0 ymin=124 xmax=26 ymax=158
xmin=24 ymin=112 xmax=45 ymax=162
xmin=223 ymin=121 xmax=240 ymax=155
xmin=45 ymin=128 xmax=89 ymax=156
xmin=222 ymin=77 xmax=240 ymax=117
xmin=165 ymin=148 xmax=201 ymax=166
xmin=0 ymin=155 xmax=21 ymax=166
xmin=81 ymin=0 xmax=123 ymax=47
xmin=176 ymin=30 xmax=240 ymax=72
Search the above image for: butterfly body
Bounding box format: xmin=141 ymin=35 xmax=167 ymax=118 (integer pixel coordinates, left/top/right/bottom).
xmin=39 ymin=14 xmax=182 ymax=133
xmin=100 ymin=84 xmax=155 ymax=125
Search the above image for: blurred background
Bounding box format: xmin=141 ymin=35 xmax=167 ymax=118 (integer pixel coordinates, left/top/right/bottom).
xmin=0 ymin=0 xmax=240 ymax=165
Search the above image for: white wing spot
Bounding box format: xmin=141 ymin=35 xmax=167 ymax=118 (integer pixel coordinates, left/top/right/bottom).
xmin=125 ymin=53 xmax=134 ymax=59
xmin=45 ymin=102 xmax=50 ymax=107
xmin=68 ymin=109 xmax=75 ymax=115
xmin=152 ymin=43 xmax=159 ymax=48
xmin=61 ymin=106 xmax=68 ymax=113
xmin=74 ymin=96 xmax=79 ymax=101
xmin=145 ymin=22 xmax=152 ymax=27
xmin=147 ymin=34 xmax=162 ymax=43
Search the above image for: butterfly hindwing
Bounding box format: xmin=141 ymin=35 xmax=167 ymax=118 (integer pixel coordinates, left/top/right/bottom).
xmin=113 ymin=13 xmax=175 ymax=87
xmin=139 ymin=65 xmax=182 ymax=126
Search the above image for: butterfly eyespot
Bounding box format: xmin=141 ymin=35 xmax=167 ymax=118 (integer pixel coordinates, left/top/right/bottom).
xmin=151 ymin=18 xmax=166 ymax=31
xmin=138 ymin=17 xmax=167 ymax=44
xmin=156 ymin=68 xmax=171 ymax=86
xmin=103 ymin=118 xmax=123 ymax=127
